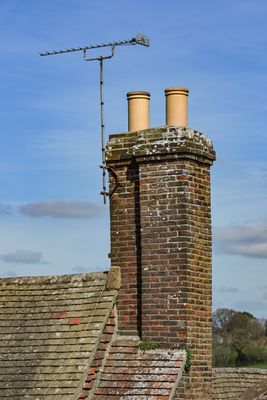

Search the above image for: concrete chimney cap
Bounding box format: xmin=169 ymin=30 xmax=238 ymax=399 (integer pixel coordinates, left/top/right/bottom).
xmin=165 ymin=88 xmax=189 ymax=96
xmin=127 ymin=91 xmax=150 ymax=100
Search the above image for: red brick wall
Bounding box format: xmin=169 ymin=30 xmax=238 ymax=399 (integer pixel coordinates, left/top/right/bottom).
xmin=106 ymin=126 xmax=215 ymax=399
xmin=108 ymin=162 xmax=141 ymax=336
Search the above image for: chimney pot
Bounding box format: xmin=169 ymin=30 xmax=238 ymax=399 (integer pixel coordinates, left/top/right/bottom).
xmin=165 ymin=87 xmax=189 ymax=127
xmin=127 ymin=91 xmax=150 ymax=132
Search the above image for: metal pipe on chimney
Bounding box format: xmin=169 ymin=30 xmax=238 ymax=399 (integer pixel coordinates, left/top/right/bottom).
xmin=165 ymin=88 xmax=189 ymax=127
xmin=127 ymin=91 xmax=150 ymax=132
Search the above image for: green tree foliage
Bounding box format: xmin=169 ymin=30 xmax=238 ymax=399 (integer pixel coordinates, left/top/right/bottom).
xmin=212 ymin=308 xmax=267 ymax=367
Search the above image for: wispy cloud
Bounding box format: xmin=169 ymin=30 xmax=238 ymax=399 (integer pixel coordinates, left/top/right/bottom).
xmin=27 ymin=128 xmax=99 ymax=172
xmin=0 ymin=203 xmax=12 ymax=214
xmin=72 ymin=266 xmax=89 ymax=273
xmin=216 ymin=286 xmax=239 ymax=293
xmin=0 ymin=270 xmax=18 ymax=278
xmin=20 ymin=200 xmax=102 ymax=219
xmin=0 ymin=250 xmax=48 ymax=264
xmin=233 ymin=300 xmax=267 ymax=314
xmin=72 ymin=265 xmax=103 ymax=273
xmin=215 ymin=220 xmax=267 ymax=259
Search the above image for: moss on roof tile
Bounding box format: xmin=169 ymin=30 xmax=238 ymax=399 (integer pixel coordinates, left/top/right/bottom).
xmin=0 ymin=271 xmax=118 ymax=399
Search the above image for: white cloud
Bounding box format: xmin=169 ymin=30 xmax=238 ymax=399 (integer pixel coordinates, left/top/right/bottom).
xmin=20 ymin=200 xmax=102 ymax=219
xmin=215 ymin=220 xmax=267 ymax=259
xmin=0 ymin=250 xmax=48 ymax=264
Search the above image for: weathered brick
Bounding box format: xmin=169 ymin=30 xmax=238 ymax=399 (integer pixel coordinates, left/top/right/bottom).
xmin=106 ymin=126 xmax=216 ymax=399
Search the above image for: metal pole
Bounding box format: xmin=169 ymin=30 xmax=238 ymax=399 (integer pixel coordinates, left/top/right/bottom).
xmin=100 ymin=58 xmax=106 ymax=204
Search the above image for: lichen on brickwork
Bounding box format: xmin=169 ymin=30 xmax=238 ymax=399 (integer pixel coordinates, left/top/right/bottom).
xmin=133 ymin=126 xmax=213 ymax=153
xmin=106 ymin=126 xmax=215 ymax=163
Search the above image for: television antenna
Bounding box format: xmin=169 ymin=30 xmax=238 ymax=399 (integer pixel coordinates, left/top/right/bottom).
xmin=40 ymin=34 xmax=150 ymax=204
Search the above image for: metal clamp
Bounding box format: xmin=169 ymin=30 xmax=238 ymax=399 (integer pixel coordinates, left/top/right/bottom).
xmin=100 ymin=165 xmax=121 ymax=202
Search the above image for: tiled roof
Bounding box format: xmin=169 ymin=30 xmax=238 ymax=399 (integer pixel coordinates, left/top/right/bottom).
xmin=0 ymin=268 xmax=185 ymax=399
xmin=79 ymin=307 xmax=117 ymax=399
xmin=0 ymin=272 xmax=118 ymax=399
xmin=238 ymin=379 xmax=267 ymax=400
xmin=87 ymin=336 xmax=186 ymax=399
xmin=213 ymin=368 xmax=267 ymax=400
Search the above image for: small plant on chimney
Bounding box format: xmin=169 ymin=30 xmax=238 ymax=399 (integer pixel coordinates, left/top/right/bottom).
xmin=138 ymin=342 xmax=161 ymax=351
xmin=184 ymin=349 xmax=193 ymax=372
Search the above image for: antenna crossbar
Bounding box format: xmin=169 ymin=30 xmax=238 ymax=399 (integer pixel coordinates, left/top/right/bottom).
xmin=40 ymin=34 xmax=149 ymax=57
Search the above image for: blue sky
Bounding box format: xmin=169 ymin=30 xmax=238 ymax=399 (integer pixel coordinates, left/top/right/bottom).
xmin=0 ymin=0 xmax=266 ymax=318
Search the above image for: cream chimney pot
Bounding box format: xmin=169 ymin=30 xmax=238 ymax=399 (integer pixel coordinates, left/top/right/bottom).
xmin=127 ymin=91 xmax=150 ymax=132
xmin=165 ymin=88 xmax=189 ymax=127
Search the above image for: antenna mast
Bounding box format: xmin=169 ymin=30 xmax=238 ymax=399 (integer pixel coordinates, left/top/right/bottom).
xmin=40 ymin=34 xmax=150 ymax=204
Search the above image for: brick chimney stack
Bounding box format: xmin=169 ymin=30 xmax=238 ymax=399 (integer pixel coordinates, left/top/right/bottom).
xmin=106 ymin=88 xmax=216 ymax=399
